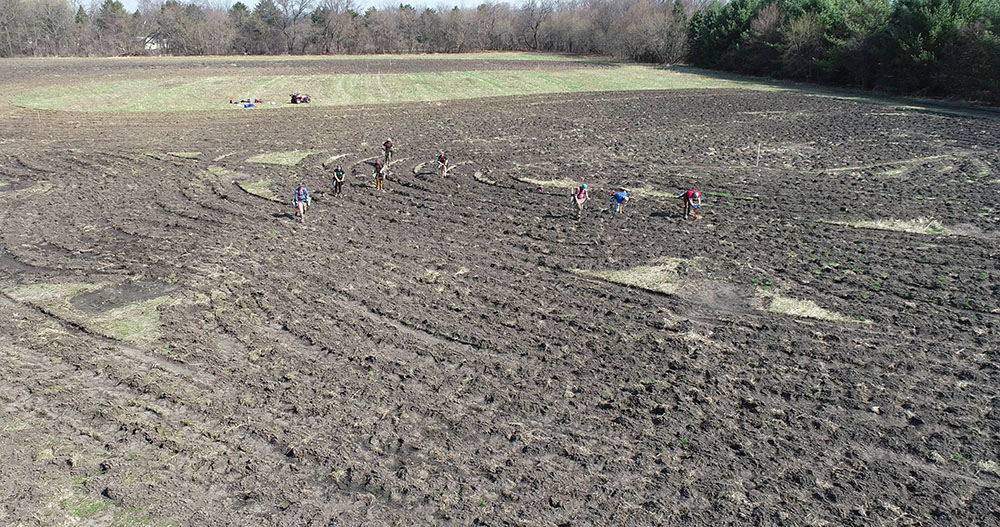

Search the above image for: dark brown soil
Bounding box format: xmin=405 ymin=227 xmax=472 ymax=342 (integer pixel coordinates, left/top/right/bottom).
xmin=71 ymin=281 xmax=176 ymax=312
xmin=1 ymin=58 xmax=998 ymax=526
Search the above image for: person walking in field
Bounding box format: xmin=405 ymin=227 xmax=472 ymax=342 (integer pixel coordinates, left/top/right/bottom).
xmin=678 ymin=189 xmax=702 ymax=220
xmin=611 ymin=188 xmax=629 ymax=214
xmin=571 ymin=183 xmax=590 ymax=218
xmin=331 ymin=164 xmax=345 ymax=197
xmin=373 ymin=160 xmax=386 ymax=191
xmin=372 ymin=158 xmax=383 ymax=187
xmin=293 ymin=183 xmax=311 ymax=222
xmin=383 ymin=138 xmax=394 ymax=164
xmin=437 ymin=151 xmax=449 ymax=178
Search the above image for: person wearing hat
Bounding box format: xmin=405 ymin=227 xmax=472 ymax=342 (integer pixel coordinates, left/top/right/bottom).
xmin=382 ymin=137 xmax=394 ymax=164
xmin=571 ymin=183 xmax=590 ymax=217
xmin=678 ymin=189 xmax=702 ymax=220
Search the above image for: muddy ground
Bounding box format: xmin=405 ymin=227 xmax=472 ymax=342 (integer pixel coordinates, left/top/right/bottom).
xmin=1 ymin=58 xmax=999 ymax=526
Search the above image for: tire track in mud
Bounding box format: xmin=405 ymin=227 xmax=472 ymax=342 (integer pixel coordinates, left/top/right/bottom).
xmin=258 ymin=175 xmax=690 ymax=361
xmin=3 ymin=84 xmax=1000 ymax=525
xmin=201 ymin=294 xmax=488 ymax=518
xmin=178 ymin=173 xmax=263 ymax=221
xmin=1 ymin=293 xmax=378 ymax=521
xmin=206 ymin=232 xmax=652 ymax=520
xmin=0 ymin=290 xmax=215 ymax=389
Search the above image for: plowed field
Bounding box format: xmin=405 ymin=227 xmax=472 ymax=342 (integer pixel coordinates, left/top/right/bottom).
xmin=1 ymin=57 xmax=999 ymax=526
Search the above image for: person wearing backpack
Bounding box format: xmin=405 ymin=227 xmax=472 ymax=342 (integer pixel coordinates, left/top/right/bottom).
xmin=373 ymin=160 xmax=386 ymax=191
xmin=293 ymin=183 xmax=311 ymax=222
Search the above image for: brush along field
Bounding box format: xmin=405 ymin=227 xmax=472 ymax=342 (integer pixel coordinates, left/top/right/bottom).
xmin=1 ymin=56 xmax=998 ymax=526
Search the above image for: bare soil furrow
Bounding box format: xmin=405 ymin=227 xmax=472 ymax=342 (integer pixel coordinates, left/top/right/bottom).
xmin=1 ymin=62 xmax=998 ymax=525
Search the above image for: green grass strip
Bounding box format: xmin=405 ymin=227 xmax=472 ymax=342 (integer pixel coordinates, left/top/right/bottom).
xmin=246 ymin=151 xmax=315 ymax=166
xmin=239 ymin=178 xmax=280 ymax=201
xmin=96 ymin=295 xmax=171 ymax=343
xmin=12 ymin=65 xmax=778 ymax=113
xmin=574 ymin=261 xmax=685 ymax=295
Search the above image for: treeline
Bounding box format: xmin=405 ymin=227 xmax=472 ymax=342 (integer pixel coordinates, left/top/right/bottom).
xmin=0 ymin=0 xmax=684 ymax=58
xmin=1 ymin=0 xmax=997 ymax=102
xmin=689 ymin=0 xmax=999 ymax=103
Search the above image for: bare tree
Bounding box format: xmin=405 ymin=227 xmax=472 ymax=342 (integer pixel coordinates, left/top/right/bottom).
xmin=473 ymin=2 xmax=514 ymax=51
xmin=203 ymin=7 xmax=234 ymax=54
xmin=362 ymin=6 xmax=396 ymax=53
xmin=93 ymin=0 xmax=138 ymax=55
xmin=396 ymin=4 xmax=419 ymax=52
xmin=782 ymin=12 xmax=825 ymax=80
xmin=516 ymin=0 xmax=553 ymax=50
xmin=311 ymin=0 xmax=355 ymax=53
xmin=750 ymin=2 xmax=783 ymax=45
xmin=416 ymin=7 xmax=444 ymax=52
xmin=441 ymin=6 xmax=471 ymax=52
xmin=275 ymin=0 xmax=313 ymax=53
xmin=0 ymin=0 xmax=26 ymax=56
xmin=28 ymin=0 xmax=75 ymax=55
xmin=544 ymin=3 xmax=597 ymax=54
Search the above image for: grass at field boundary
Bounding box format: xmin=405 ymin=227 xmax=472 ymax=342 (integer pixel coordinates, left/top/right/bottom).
xmin=7 ymin=54 xmax=998 ymax=119
xmin=665 ymin=66 xmax=1000 ymax=120
xmin=11 ymin=65 xmax=777 ymax=112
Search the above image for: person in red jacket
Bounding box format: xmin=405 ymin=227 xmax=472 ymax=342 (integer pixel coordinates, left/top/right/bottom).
xmin=678 ymin=189 xmax=702 ymax=220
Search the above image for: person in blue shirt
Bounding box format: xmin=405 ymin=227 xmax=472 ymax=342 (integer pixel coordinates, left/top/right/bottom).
xmin=611 ymin=188 xmax=629 ymax=214
xmin=293 ymin=183 xmax=311 ymax=222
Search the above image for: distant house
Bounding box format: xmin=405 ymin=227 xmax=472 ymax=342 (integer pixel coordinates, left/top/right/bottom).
xmin=142 ymin=35 xmax=165 ymax=52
